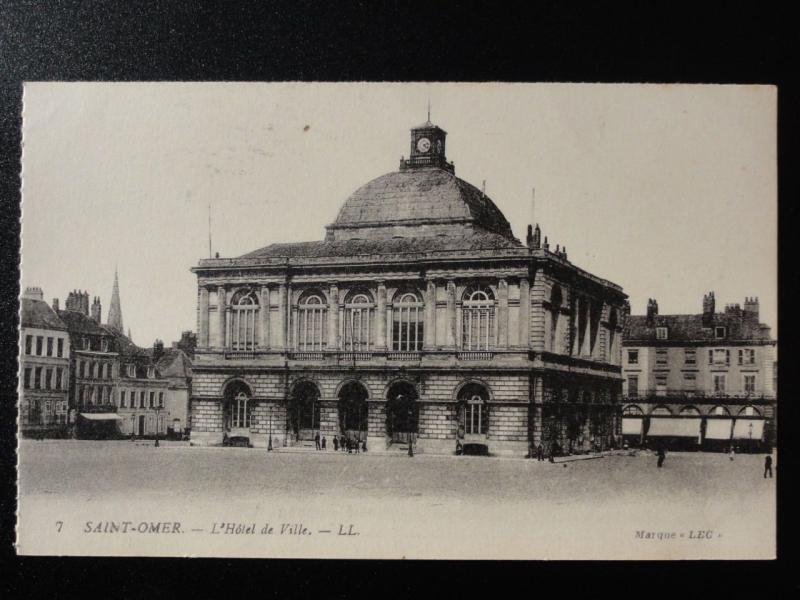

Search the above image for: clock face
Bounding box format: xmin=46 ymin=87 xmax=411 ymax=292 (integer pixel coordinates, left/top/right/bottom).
xmin=416 ymin=137 xmax=431 ymax=153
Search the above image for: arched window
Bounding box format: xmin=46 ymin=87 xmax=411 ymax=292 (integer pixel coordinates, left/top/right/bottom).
xmin=298 ymin=293 xmax=327 ymax=351
xmin=458 ymin=382 xmax=490 ymax=436
xmin=549 ymin=285 xmax=563 ymax=352
xmin=228 ymin=289 xmax=259 ymax=350
xmin=392 ymin=291 xmax=424 ymax=351
xmin=231 ymin=392 xmax=252 ymax=429
xmin=344 ymin=292 xmax=374 ymax=351
xmin=462 ymin=286 xmax=496 ymax=350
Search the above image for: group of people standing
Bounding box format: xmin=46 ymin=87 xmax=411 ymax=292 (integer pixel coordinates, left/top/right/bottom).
xmin=314 ymin=433 xmax=366 ymax=454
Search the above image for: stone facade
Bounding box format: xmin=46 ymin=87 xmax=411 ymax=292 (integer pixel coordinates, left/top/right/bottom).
xmin=188 ymin=119 xmax=627 ymax=457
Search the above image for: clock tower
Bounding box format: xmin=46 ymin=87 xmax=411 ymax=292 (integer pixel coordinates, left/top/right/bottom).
xmin=400 ymin=120 xmax=454 ymax=173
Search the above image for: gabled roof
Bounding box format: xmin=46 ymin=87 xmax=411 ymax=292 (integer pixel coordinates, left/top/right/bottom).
xmin=155 ymin=348 xmax=193 ymax=378
xmin=21 ymin=298 xmax=66 ymax=330
xmin=623 ymin=313 xmax=773 ymax=343
xmin=241 ymin=230 xmax=523 ymax=259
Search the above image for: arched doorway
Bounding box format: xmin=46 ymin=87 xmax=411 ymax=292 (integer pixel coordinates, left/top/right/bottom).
xmin=338 ymin=381 xmax=369 ymax=442
xmin=223 ymin=380 xmax=254 ymax=440
xmin=386 ymin=381 xmax=418 ymax=444
xmin=288 ymin=380 xmax=320 ymax=441
xmin=456 ymin=382 xmax=490 ymax=454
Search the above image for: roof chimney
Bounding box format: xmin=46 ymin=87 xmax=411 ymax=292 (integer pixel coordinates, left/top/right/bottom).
xmin=52 ymin=298 xmax=59 ymax=311
xmin=153 ymin=339 xmax=165 ymax=363
xmin=23 ymin=286 xmax=44 ymax=301
xmin=91 ymin=296 xmax=102 ymax=323
xmin=702 ymin=291 xmax=716 ymax=327
xmin=646 ymin=298 xmax=659 ymax=326
xmin=743 ymin=296 xmax=759 ymax=322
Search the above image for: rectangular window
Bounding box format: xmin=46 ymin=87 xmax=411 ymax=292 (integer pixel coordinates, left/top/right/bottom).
xmin=655 ymin=374 xmax=667 ymax=396
xmin=744 ymin=406 xmax=754 ymax=416
xmin=710 ymin=349 xmax=729 ymax=365
xmin=149 ymin=392 xmax=155 ymax=408
xmin=147 ymin=366 xmax=155 ymax=379
xmin=741 ymin=348 xmax=755 ymax=365
xmin=44 ymin=368 xmax=52 ymax=390
xmin=683 ymin=372 xmax=697 ymax=390
xmin=655 ymin=327 xmax=668 ymax=340
xmin=715 ymin=326 xmax=726 ymax=339
xmin=713 ymin=374 xmax=726 ymax=394
xmin=24 ymin=367 xmax=32 ymax=389
xmin=34 ymin=367 xmax=42 ymax=389
xmin=57 ymin=337 xmax=64 ymax=357
xmin=626 ymin=375 xmax=639 ymax=398
xmin=684 ymin=348 xmax=696 ymax=365
xmin=744 ymin=375 xmax=756 ymax=394
xmin=79 ymin=361 xmax=85 ymax=378
xmin=128 ymin=364 xmax=136 ymax=378
xmin=36 ymin=336 xmax=43 ymax=355
xmin=655 ymin=349 xmax=668 ymax=366
xmin=627 ymin=349 xmax=639 ymax=365
xmin=47 ymin=337 xmax=53 ymax=357
xmin=140 ymin=391 xmax=145 ymax=409
xmin=25 ymin=335 xmax=32 ymax=355
xmin=158 ymin=392 xmax=164 ymax=408
xmin=120 ymin=390 xmax=127 ymax=408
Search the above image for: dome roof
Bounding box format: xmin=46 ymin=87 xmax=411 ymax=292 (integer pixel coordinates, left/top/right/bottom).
xmin=330 ymin=168 xmax=515 ymax=239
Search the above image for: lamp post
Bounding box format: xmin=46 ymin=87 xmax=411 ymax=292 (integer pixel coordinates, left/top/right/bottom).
xmin=748 ymin=421 xmax=753 ymax=453
xmin=154 ymin=406 xmax=161 ymax=447
xmin=406 ymin=397 xmax=414 ymax=458
xmin=268 ymin=404 xmax=273 ymax=451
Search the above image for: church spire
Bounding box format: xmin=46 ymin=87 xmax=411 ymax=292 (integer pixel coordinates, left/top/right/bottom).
xmin=107 ymin=268 xmax=124 ymax=333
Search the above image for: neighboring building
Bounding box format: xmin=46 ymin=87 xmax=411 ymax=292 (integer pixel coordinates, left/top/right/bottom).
xmin=55 ymin=276 xmax=192 ymax=439
xmin=189 ymin=118 xmax=627 ymax=456
xmin=19 ymin=287 xmax=70 ymax=436
xmin=621 ymin=293 xmax=777 ymax=451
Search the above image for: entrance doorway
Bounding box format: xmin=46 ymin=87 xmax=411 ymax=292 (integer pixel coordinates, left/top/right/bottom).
xmin=223 ymin=380 xmax=254 ymax=440
xmin=288 ymin=380 xmax=320 ymax=441
xmin=338 ymin=381 xmax=369 ymax=442
xmin=138 ymin=415 xmax=145 ymax=436
xmin=386 ymin=381 xmax=418 ymax=443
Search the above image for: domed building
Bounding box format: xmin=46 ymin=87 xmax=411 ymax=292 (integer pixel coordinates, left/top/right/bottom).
xmin=189 ymin=119 xmax=628 ymax=456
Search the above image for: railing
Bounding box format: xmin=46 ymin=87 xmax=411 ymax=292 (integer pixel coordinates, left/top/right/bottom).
xmin=223 ymin=350 xmax=257 ymax=360
xmin=289 ymin=352 xmax=325 ymax=361
xmin=338 ymin=352 xmax=373 ymax=361
xmin=387 ymin=352 xmax=421 ymax=361
xmin=457 ymin=351 xmax=494 ymax=361
xmin=623 ymin=391 xmax=775 ymax=402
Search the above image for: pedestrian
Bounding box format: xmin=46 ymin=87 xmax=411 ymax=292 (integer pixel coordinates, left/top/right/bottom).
xmin=729 ymin=446 xmax=735 ymax=461
xmin=362 ymin=439 xmax=367 ymax=453
xmin=355 ymin=438 xmax=360 ymax=454
xmin=537 ymin=444 xmax=544 ymax=462
xmin=657 ymin=447 xmax=665 ymax=468
xmin=764 ymin=455 xmax=773 ymax=478
xmin=321 ymin=436 xmax=327 ymax=450
xmin=456 ymin=440 xmax=463 ymax=455
xmin=314 ymin=432 xmax=321 ymax=451
xmin=333 ymin=435 xmax=339 ymax=451
xmin=347 ymin=438 xmax=353 ymax=454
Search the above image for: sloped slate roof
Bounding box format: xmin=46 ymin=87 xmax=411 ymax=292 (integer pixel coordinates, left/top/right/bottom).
xmin=56 ymin=309 xmax=109 ymax=336
xmin=241 ymin=230 xmax=524 ymax=259
xmin=156 ymin=348 xmax=193 ymax=378
xmin=331 ymin=168 xmax=515 ymax=239
xmin=624 ymin=314 xmax=772 ymax=342
xmin=21 ymin=298 xmax=66 ymax=330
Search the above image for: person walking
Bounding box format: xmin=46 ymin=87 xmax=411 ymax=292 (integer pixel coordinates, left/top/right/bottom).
xmin=657 ymin=447 xmax=666 ymax=468
xmin=321 ymin=436 xmax=327 ymax=451
xmin=333 ymin=435 xmax=339 ymax=452
xmin=764 ymin=454 xmax=773 ymax=478
xmin=537 ymin=444 xmax=544 ymax=462
xmin=362 ymin=439 xmax=367 ymax=453
xmin=314 ymin=432 xmax=321 ymax=451
xmin=729 ymin=446 xmax=735 ymax=461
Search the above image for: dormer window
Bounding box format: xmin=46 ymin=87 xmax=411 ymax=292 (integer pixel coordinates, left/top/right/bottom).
xmin=715 ymin=326 xmax=726 ymax=339
xmin=82 ymin=337 xmax=90 ymax=350
xmin=127 ymin=364 xmax=136 ymax=378
xmin=101 ymin=338 xmax=109 ymax=352
xmin=655 ymin=327 xmax=668 ymax=340
xmin=147 ymin=366 xmax=156 ymax=379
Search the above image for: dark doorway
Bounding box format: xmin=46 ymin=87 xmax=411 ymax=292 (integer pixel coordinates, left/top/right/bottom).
xmin=386 ymin=381 xmax=418 ymax=443
xmin=138 ymin=415 xmax=145 ymax=436
xmin=338 ymin=381 xmax=369 ymax=441
xmin=288 ymin=380 xmax=320 ymax=441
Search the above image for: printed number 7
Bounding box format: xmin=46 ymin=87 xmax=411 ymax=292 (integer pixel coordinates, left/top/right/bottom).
xmin=56 ymin=521 xmax=63 ymax=533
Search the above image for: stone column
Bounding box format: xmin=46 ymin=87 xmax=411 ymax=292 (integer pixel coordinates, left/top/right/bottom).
xmin=198 ymin=287 xmax=209 ymax=347
xmin=519 ymin=276 xmax=530 ymax=349
xmin=260 ymin=286 xmax=270 ymax=349
xmin=276 ymin=282 xmax=286 ymax=350
xmin=531 ymin=375 xmax=544 ymax=446
xmin=498 ymin=278 xmax=509 ymax=348
xmin=423 ymin=279 xmax=436 ymax=350
xmin=375 ymin=281 xmax=387 ymax=350
xmin=446 ymin=280 xmax=457 ymax=349
xmin=328 ymin=283 xmax=339 ymax=350
xmin=571 ymin=295 xmax=580 ymax=356
xmin=582 ymin=299 xmax=592 ymax=357
xmin=217 ymin=286 xmax=226 ymax=348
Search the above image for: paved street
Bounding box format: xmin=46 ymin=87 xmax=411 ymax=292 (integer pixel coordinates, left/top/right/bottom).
xmin=17 ymin=440 xmax=776 ymax=559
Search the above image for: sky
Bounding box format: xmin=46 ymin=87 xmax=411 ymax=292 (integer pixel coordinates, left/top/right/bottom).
xmin=20 ymin=83 xmax=777 ymax=345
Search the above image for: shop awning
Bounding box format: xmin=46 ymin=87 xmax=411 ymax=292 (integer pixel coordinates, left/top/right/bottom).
xmin=732 ymin=419 xmax=764 ymax=440
xmin=79 ymin=413 xmax=123 ymax=421
xmin=622 ymin=418 xmax=643 ymax=435
xmin=705 ymin=419 xmax=734 ymax=440
xmin=647 ymin=417 xmax=701 ymax=438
